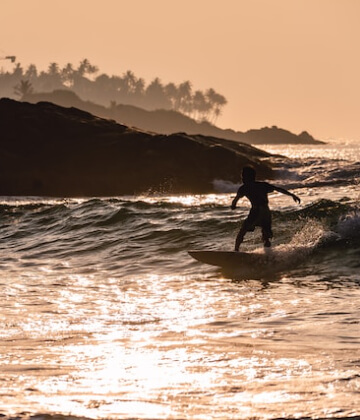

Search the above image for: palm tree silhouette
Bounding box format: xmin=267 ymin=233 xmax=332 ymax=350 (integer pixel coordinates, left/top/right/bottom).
xmin=25 ymin=64 xmax=38 ymax=81
xmin=145 ymin=78 xmax=170 ymax=109
xmin=2 ymin=59 xmax=228 ymax=123
xmin=61 ymin=63 xmax=75 ymax=87
xmin=176 ymin=81 xmax=192 ymax=113
xmin=193 ymin=90 xmax=211 ymax=121
xmin=206 ymin=88 xmax=227 ymax=123
xmin=14 ymin=79 xmax=34 ymax=99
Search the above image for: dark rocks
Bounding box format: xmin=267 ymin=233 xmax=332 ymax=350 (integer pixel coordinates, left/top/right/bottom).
xmin=0 ymin=98 xmax=274 ymax=197
xmin=242 ymin=126 xmax=323 ymax=145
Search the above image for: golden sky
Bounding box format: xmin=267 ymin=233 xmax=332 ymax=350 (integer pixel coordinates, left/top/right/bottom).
xmin=1 ymin=0 xmax=359 ymax=141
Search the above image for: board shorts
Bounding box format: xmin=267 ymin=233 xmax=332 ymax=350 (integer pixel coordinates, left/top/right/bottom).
xmin=242 ymin=206 xmax=273 ymax=240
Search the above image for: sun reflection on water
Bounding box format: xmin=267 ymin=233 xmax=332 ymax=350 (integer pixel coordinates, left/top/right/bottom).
xmin=1 ymin=213 xmax=360 ymax=420
xmin=261 ymin=140 xmax=360 ymax=162
xmin=135 ymin=193 xmax=230 ymax=207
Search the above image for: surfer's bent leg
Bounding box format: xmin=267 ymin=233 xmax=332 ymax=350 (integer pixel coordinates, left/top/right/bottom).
xmin=234 ymin=223 xmax=249 ymax=252
xmin=261 ymin=217 xmax=273 ymax=248
xmin=234 ymin=230 xmax=245 ymax=251
xmin=263 ymin=236 xmax=271 ymax=247
xmin=235 ymin=212 xmax=257 ymax=251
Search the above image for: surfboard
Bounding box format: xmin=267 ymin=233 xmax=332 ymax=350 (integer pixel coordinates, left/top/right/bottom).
xmin=188 ymin=250 xmax=270 ymax=268
xmin=188 ymin=248 xmax=305 ymax=279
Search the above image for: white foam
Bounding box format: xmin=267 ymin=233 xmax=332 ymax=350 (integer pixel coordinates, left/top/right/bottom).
xmin=212 ymin=179 xmax=239 ymax=193
xmin=250 ymin=219 xmax=327 ymax=270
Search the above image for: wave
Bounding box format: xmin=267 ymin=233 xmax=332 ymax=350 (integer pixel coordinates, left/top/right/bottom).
xmin=1 ymin=197 xmax=359 ymax=275
xmin=282 ymin=159 xmax=360 ymax=188
xmin=0 ymin=197 xmax=358 ymax=237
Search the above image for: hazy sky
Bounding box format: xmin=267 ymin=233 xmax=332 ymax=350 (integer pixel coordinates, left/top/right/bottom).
xmin=1 ymin=0 xmax=359 ymax=141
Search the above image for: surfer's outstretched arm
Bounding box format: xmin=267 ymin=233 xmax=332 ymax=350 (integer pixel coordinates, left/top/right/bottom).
xmin=231 ymin=187 xmax=245 ymax=210
xmin=273 ymin=186 xmax=301 ymax=204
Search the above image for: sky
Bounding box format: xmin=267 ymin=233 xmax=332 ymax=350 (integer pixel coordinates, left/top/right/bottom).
xmin=1 ymin=0 xmax=359 ymax=142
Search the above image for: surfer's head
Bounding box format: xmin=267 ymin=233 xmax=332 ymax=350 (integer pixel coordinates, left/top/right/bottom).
xmin=242 ymin=166 xmax=256 ymax=184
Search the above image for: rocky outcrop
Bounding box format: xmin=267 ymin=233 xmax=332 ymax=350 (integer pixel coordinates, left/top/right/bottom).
xmin=25 ymin=90 xmax=324 ymax=145
xmin=0 ymin=98 xmax=274 ymax=197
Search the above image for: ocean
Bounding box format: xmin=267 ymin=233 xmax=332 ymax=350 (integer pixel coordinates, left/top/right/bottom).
xmin=0 ymin=140 xmax=359 ymax=419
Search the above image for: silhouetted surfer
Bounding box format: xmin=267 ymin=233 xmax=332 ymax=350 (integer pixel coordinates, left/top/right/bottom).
xmin=231 ymin=166 xmax=301 ymax=250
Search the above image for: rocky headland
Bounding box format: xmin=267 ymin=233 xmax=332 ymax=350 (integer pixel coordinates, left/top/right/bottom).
xmin=24 ymin=90 xmax=323 ymax=145
xmin=0 ymin=98 xmax=274 ymax=197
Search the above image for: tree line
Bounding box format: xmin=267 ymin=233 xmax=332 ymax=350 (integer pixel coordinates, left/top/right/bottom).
xmin=0 ymin=59 xmax=227 ymax=123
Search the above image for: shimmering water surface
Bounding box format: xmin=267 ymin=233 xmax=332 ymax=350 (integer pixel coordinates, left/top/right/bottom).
xmin=0 ymin=141 xmax=359 ymax=419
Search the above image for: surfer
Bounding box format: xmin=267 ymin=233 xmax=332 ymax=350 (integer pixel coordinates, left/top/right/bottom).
xmin=231 ymin=166 xmax=301 ymax=250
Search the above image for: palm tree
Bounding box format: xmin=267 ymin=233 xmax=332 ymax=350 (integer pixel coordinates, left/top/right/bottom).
xmin=164 ymin=82 xmax=177 ymax=109
xmin=43 ymin=62 xmax=63 ymax=90
xmin=145 ymin=78 xmax=170 ymax=109
xmin=122 ymin=70 xmax=137 ymax=95
xmin=192 ymin=90 xmax=211 ymax=121
xmin=14 ymin=79 xmax=34 ymax=99
xmin=206 ymin=88 xmax=227 ymax=123
xmin=48 ymin=62 xmax=60 ymax=76
xmin=176 ymin=81 xmax=192 ymax=114
xmin=72 ymin=59 xmax=98 ymax=98
xmin=77 ymin=59 xmax=98 ymax=78
xmin=213 ymin=93 xmax=227 ymax=123
xmin=12 ymin=63 xmax=23 ymax=79
xmin=25 ymin=64 xmax=38 ymax=80
xmin=134 ymin=77 xmax=145 ymax=97
xmin=61 ymin=63 xmax=75 ymax=87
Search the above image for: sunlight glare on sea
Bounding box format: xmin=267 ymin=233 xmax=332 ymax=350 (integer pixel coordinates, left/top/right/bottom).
xmin=261 ymin=139 xmax=360 ymax=162
xmin=133 ymin=193 xmax=230 ymax=207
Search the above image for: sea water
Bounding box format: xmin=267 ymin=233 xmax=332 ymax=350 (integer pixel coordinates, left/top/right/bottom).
xmin=0 ymin=140 xmax=359 ymax=419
